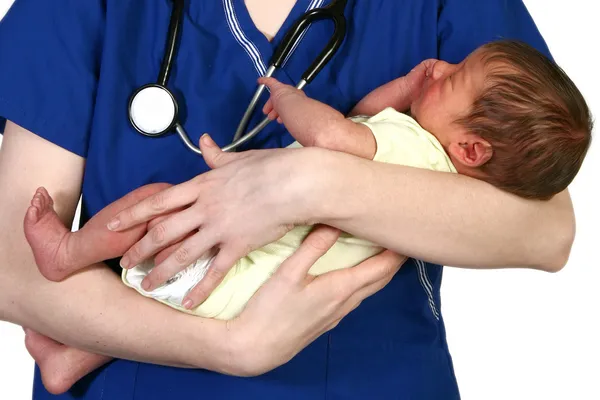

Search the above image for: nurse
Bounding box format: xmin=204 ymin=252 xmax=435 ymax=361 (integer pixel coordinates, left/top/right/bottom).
xmin=0 ymin=0 xmax=574 ymax=399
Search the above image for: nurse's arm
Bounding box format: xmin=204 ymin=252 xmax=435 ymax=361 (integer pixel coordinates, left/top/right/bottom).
xmin=311 ymin=148 xmax=574 ymax=273
xmin=0 ymin=121 xmax=230 ymax=371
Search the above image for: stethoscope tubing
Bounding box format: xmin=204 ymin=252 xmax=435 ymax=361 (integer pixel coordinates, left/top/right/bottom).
xmin=131 ymin=0 xmax=346 ymax=156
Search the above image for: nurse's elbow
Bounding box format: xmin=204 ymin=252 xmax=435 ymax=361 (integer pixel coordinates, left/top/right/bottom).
xmin=533 ymin=217 xmax=575 ymax=274
xmin=545 ymin=231 xmax=574 ymax=273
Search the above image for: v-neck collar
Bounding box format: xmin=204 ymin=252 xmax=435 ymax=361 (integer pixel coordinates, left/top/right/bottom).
xmin=223 ymin=0 xmax=327 ymax=76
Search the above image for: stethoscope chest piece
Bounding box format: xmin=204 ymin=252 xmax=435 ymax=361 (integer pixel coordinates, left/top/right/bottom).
xmin=129 ymin=84 xmax=179 ymax=137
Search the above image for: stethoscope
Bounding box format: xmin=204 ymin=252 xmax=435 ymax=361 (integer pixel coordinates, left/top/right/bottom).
xmin=128 ymin=0 xmax=348 ymax=156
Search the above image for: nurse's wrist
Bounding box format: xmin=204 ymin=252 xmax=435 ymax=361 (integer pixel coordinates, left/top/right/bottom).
xmin=289 ymin=147 xmax=344 ymax=225
xmin=190 ymin=318 xmax=273 ymax=377
xmin=183 ymin=319 xmax=239 ymax=374
xmin=299 ymin=148 xmax=360 ymax=226
xmin=209 ymin=321 xmax=271 ymax=377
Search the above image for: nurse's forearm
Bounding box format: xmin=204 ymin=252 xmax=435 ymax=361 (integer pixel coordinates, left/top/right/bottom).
xmin=0 ymin=249 xmax=228 ymax=371
xmin=310 ymin=150 xmax=574 ymax=272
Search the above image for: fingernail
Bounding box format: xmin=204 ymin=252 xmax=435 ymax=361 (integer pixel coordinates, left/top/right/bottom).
xmin=183 ymin=299 xmax=193 ymax=309
xmin=141 ymin=279 xmax=151 ymax=291
xmin=107 ymin=218 xmax=120 ymax=231
xmin=120 ymin=255 xmax=130 ymax=269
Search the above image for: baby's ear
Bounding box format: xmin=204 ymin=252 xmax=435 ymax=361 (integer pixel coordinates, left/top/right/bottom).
xmin=448 ymin=136 xmax=492 ymax=168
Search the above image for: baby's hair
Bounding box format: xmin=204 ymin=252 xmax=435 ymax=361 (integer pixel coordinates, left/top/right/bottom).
xmin=456 ymin=40 xmax=593 ymax=200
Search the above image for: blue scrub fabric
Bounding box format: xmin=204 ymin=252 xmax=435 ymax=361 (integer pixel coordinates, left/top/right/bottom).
xmin=0 ymin=0 xmax=551 ymax=398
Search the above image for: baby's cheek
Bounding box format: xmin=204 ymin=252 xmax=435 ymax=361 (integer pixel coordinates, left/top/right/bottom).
xmin=413 ymin=97 xmax=441 ymax=130
xmin=417 ymin=90 xmax=436 ymax=114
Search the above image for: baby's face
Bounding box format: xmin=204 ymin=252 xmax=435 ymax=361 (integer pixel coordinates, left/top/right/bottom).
xmin=411 ymin=50 xmax=486 ymax=145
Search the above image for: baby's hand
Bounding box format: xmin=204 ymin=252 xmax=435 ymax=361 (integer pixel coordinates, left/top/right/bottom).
xmin=414 ymin=58 xmax=439 ymax=77
xmin=262 ymin=98 xmax=282 ymax=124
xmin=259 ymin=77 xmax=306 ymax=124
xmin=408 ymin=58 xmax=440 ymax=94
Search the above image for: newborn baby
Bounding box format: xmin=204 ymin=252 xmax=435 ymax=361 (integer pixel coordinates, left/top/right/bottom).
xmin=23 ymin=40 xmax=592 ymax=394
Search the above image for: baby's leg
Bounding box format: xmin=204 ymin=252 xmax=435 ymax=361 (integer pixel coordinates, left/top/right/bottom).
xmin=24 ymin=329 xmax=112 ymax=395
xmin=24 ymin=183 xmax=171 ymax=281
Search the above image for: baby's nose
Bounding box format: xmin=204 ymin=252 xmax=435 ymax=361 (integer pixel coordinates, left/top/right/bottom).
xmin=430 ymin=61 xmax=448 ymax=80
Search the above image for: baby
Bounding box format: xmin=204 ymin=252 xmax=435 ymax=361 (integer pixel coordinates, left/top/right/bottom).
xmin=23 ymin=40 xmax=592 ymax=394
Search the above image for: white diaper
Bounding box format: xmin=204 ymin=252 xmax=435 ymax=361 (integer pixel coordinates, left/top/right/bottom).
xmin=123 ymin=249 xmax=217 ymax=307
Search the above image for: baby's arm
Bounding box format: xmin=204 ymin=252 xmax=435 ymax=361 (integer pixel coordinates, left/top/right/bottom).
xmin=259 ymin=77 xmax=376 ymax=160
xmin=349 ymin=58 xmax=438 ymax=117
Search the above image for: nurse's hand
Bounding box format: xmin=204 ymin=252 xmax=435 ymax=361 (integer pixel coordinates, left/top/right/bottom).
xmin=223 ymin=224 xmax=406 ymax=377
xmin=108 ymin=135 xmax=323 ymax=308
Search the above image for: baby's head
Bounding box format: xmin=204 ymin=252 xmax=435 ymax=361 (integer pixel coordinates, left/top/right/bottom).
xmin=411 ymin=40 xmax=593 ymax=200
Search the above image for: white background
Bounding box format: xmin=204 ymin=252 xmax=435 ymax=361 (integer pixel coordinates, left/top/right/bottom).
xmin=0 ymin=0 xmax=598 ymax=399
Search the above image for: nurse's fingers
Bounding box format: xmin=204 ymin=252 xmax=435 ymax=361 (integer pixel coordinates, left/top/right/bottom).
xmin=146 ymin=206 xmax=186 ymax=230
xmin=107 ymin=180 xmax=199 ymax=232
xmin=275 ymin=225 xmax=341 ymax=283
xmin=329 ymin=259 xmax=400 ymax=328
xmin=182 ymin=247 xmax=242 ymax=309
xmin=308 ymin=253 xmax=403 ymax=337
xmin=339 ymin=250 xmax=405 ymax=296
xmin=153 ymin=241 xmax=181 ymax=266
xmin=141 ymin=230 xmax=219 ymax=292
xmin=119 ymin=206 xmax=203 ymax=269
xmin=324 ymin=300 xmax=363 ymax=332
xmin=183 ymin=226 xmax=340 ymax=309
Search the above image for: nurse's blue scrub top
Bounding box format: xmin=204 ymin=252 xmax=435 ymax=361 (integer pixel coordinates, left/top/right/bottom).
xmin=0 ymin=0 xmax=550 ymax=398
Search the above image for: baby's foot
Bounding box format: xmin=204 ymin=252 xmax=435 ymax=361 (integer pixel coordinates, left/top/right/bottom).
xmin=23 ymin=187 xmax=72 ymax=281
xmin=24 ymin=329 xmax=75 ymax=394
xmin=24 ymin=329 xmax=111 ymax=395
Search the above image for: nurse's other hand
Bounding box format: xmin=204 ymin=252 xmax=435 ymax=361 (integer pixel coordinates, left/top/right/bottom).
xmin=224 ymin=225 xmax=406 ymax=377
xmin=109 ymin=135 xmax=324 ymax=306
